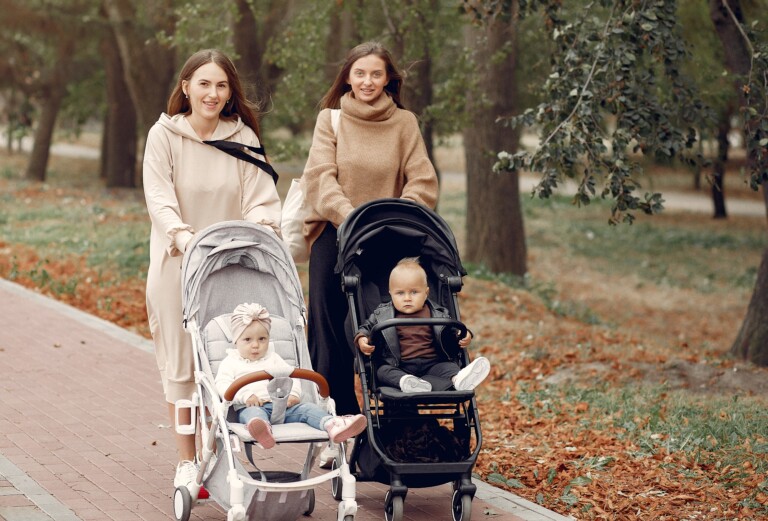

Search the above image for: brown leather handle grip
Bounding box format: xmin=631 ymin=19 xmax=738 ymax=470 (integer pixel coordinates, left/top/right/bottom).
xmin=223 ymin=368 xmax=330 ymax=401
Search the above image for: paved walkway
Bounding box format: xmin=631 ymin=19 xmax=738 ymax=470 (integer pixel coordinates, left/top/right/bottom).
xmin=0 ymin=279 xmax=571 ymax=521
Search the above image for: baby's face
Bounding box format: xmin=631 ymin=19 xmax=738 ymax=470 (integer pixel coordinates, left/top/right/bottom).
xmin=389 ymin=268 xmax=429 ymax=314
xmin=235 ymin=321 xmax=270 ymax=361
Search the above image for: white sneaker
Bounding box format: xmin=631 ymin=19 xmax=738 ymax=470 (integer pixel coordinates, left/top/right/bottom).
xmin=453 ymin=357 xmax=491 ymax=391
xmin=318 ymin=443 xmax=338 ymax=469
xmin=399 ymin=375 xmax=432 ymax=393
xmin=324 ymin=415 xmax=367 ymax=444
xmin=173 ymin=460 xmax=199 ymax=489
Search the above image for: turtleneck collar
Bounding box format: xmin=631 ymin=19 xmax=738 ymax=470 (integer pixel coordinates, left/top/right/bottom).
xmin=340 ymin=91 xmax=397 ymax=122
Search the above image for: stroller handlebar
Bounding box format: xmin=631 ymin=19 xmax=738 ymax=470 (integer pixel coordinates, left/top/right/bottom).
xmin=223 ymin=368 xmax=331 ymax=401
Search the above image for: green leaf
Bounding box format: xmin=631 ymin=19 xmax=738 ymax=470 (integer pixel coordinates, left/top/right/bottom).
xmin=560 ymin=491 xmax=579 ymax=506
xmin=546 ymin=467 xmax=557 ymax=484
xmin=487 ymin=473 xmax=508 ymax=485
xmin=569 ymin=476 xmax=593 ymax=487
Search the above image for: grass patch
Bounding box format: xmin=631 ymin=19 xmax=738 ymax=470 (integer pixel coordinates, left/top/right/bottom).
xmin=524 ymin=193 xmax=766 ymax=292
xmin=0 ymin=153 xmax=150 ymax=279
xmin=521 ymin=382 xmax=768 ymax=476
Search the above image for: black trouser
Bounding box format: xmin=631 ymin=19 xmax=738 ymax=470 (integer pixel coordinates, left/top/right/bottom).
xmin=307 ymin=224 xmax=361 ymax=415
xmin=377 ymin=358 xmax=460 ymax=391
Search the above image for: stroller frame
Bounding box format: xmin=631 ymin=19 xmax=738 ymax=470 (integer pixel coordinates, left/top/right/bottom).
xmin=335 ymin=199 xmax=483 ymax=521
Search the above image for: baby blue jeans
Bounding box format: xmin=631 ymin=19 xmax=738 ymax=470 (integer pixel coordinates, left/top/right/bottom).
xmin=238 ymin=402 xmax=332 ymax=430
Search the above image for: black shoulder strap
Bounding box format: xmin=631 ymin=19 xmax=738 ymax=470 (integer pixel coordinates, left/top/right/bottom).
xmin=203 ymin=140 xmax=278 ymax=185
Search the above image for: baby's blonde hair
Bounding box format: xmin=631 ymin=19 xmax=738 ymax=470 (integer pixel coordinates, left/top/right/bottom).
xmin=389 ymin=257 xmax=428 ymax=287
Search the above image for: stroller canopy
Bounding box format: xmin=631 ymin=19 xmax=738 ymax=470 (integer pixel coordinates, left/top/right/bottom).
xmin=181 ymin=220 xmax=305 ymax=330
xmin=336 ymin=198 xmax=466 ymax=314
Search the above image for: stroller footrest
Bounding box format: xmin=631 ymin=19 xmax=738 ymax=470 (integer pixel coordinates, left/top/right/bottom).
xmin=376 ymin=387 xmax=475 ymax=402
xmin=230 ymin=422 xmax=329 ymax=443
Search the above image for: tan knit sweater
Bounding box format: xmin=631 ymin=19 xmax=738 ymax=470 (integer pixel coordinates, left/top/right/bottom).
xmin=302 ymin=92 xmax=438 ymax=247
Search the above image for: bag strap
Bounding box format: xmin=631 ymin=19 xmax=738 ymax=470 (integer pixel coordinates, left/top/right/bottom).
xmin=203 ymin=140 xmax=278 ymax=185
xmin=331 ymin=109 xmax=340 ymax=136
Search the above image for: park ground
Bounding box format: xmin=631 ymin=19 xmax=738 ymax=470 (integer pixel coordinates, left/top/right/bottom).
xmin=1 ymin=134 xmax=767 ymax=519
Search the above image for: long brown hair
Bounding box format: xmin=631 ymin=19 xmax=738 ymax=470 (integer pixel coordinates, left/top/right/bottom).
xmin=320 ymin=41 xmax=404 ymax=110
xmin=167 ymin=49 xmax=262 ymax=139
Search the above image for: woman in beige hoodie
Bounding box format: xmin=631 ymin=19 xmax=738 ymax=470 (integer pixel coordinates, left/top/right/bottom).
xmin=302 ymin=42 xmax=438 ymax=465
xmin=142 ymin=49 xmax=280 ymax=489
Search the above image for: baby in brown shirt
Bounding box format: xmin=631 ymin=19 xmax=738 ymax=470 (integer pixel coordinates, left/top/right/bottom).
xmin=355 ymin=257 xmax=490 ymax=393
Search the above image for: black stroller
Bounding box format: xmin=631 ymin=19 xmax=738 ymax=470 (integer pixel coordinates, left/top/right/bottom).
xmin=332 ymin=198 xmax=482 ymax=521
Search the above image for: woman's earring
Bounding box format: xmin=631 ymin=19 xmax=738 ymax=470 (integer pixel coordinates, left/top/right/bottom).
xmin=226 ymin=99 xmax=230 ymax=103
xmin=184 ymin=93 xmax=188 ymax=99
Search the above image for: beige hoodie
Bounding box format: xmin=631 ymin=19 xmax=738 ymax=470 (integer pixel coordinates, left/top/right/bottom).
xmin=143 ymin=113 xmax=281 ymax=403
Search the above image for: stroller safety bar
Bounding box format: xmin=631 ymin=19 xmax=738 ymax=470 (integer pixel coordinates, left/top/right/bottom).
xmin=223 ymin=368 xmax=330 ymax=401
xmin=369 ymin=318 xmax=467 ymax=346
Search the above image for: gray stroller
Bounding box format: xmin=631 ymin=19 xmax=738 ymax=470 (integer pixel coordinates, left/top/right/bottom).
xmin=174 ymin=220 xmax=358 ymax=521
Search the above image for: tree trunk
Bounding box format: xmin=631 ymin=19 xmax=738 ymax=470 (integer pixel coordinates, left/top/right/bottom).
xmin=234 ymin=0 xmax=288 ymax=110
xmin=103 ymin=0 xmax=176 ymax=140
xmin=709 ymin=0 xmax=768 ymax=365
xmin=463 ymin=10 xmax=526 ymax=275
xmin=100 ymin=111 xmax=109 ymax=180
xmin=383 ymin=1 xmax=440 ymax=179
xmin=25 ymin=36 xmax=75 ymax=182
xmin=693 ymin=137 xmax=703 ymax=190
xmin=25 ymin=91 xmax=64 ymax=182
xmin=102 ymin=18 xmax=137 ymax=188
xmin=730 ymin=248 xmax=768 ymax=366
xmin=711 ymin=110 xmax=728 ymax=219
xmin=233 ymin=0 xmax=264 ymax=103
xmin=325 ymin=6 xmax=353 ymax=83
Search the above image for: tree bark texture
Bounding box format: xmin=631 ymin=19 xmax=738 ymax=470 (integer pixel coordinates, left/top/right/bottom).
xmin=463 ymin=12 xmax=527 ymax=276
xmin=709 ymin=0 xmax=768 ymax=365
xmin=102 ymin=19 xmax=137 ymax=188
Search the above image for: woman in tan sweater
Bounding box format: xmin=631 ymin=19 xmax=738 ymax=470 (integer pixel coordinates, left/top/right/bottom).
xmin=143 ymin=49 xmax=281 ymax=490
xmin=302 ymin=42 xmax=438 ymax=463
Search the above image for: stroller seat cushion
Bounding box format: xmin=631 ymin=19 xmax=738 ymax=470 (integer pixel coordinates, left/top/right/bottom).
xmin=230 ymin=421 xmax=329 ymax=443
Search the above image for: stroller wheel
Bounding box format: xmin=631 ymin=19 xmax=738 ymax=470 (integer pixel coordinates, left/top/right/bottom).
xmin=451 ymin=490 xmax=472 ymax=521
xmin=173 ymin=486 xmax=192 ymax=521
xmin=304 ymin=489 xmax=315 ymax=515
xmin=384 ymin=490 xmax=403 ymax=521
xmin=330 ymin=456 xmax=343 ymax=500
